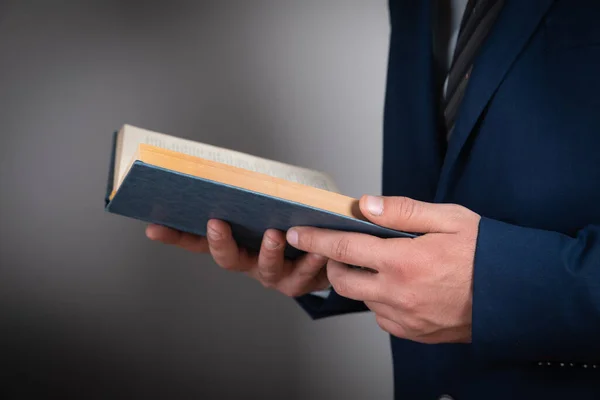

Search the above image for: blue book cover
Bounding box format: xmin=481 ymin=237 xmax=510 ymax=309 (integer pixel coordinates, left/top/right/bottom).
xmin=105 ymin=125 xmax=414 ymax=259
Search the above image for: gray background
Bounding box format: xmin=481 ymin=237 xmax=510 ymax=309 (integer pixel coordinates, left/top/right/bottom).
xmin=0 ymin=1 xmax=393 ymax=398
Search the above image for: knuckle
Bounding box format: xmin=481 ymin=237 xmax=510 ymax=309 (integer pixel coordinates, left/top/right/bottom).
xmin=331 ymin=276 xmax=348 ymax=297
xmin=214 ymin=254 xmax=242 ymax=272
xmin=403 ymin=318 xmax=424 ymax=335
xmin=375 ymin=316 xmax=402 ymax=338
xmin=218 ymin=260 xmax=239 ymax=271
xmin=258 ymin=259 xmax=282 ymax=283
xmin=445 ymin=204 xmax=466 ymax=226
xmin=450 ymin=205 xmax=466 ymax=220
xmin=218 ymin=263 xmax=235 ymax=271
xmin=397 ymin=292 xmax=419 ymax=312
xmin=260 ymin=248 xmax=280 ymax=262
xmin=262 ymin=234 xmax=282 ymax=251
xmin=260 ymin=278 xmax=276 ymax=289
xmin=208 ymin=236 xmax=226 ymax=251
xmin=393 ymin=197 xmax=417 ymax=221
xmin=375 ymin=315 xmax=388 ymax=330
xmin=332 ymin=237 xmax=351 ymax=261
xmin=449 ymin=203 xmax=468 ymax=216
xmin=300 ymin=231 xmax=315 ymax=252
xmin=259 ymin=248 xmax=284 ymax=267
xmin=376 ymin=253 xmax=398 ymax=272
xmin=259 ymin=269 xmax=278 ymax=284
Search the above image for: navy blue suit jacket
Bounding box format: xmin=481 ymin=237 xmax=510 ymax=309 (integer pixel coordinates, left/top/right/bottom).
xmin=297 ymin=1 xmax=600 ymax=399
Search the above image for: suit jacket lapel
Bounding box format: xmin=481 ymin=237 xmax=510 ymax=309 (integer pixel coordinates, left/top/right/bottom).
xmin=434 ymin=0 xmax=554 ymax=202
xmin=383 ymin=0 xmax=444 ymax=202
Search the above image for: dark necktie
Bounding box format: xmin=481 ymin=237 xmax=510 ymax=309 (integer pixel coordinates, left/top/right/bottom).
xmin=443 ymin=0 xmax=505 ymax=139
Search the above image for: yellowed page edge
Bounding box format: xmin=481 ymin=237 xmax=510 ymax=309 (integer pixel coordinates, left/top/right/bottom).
xmin=110 ymin=144 xmax=365 ymax=221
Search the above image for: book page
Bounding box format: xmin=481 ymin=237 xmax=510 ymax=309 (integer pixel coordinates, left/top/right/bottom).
xmin=114 ymin=124 xmax=340 ymax=193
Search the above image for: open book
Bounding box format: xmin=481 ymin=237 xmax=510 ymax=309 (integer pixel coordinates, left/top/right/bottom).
xmin=105 ymin=124 xmax=412 ymax=259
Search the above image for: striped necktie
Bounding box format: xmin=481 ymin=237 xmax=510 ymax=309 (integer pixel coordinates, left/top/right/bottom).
xmin=443 ymin=0 xmax=505 ymax=139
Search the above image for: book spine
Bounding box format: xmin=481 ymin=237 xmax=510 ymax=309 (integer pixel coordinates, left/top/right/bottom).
xmin=104 ymin=130 xmax=119 ymax=207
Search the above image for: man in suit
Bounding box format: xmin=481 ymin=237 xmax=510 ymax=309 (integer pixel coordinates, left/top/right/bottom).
xmin=145 ymin=0 xmax=600 ymax=398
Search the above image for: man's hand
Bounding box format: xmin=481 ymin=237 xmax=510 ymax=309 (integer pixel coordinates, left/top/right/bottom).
xmin=286 ymin=195 xmax=481 ymax=344
xmin=145 ymin=220 xmax=330 ymax=297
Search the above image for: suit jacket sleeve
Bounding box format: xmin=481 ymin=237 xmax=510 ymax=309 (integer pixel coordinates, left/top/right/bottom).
xmin=295 ymin=290 xmax=369 ymax=320
xmin=472 ymin=217 xmax=600 ymax=365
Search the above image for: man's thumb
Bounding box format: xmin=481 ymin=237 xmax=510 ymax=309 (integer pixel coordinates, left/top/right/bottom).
xmin=358 ymin=195 xmax=466 ymax=234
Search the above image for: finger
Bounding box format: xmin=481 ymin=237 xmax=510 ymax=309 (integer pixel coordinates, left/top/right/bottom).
xmin=257 ymin=229 xmax=288 ymax=285
xmin=368 ymin=301 xmax=416 ymax=340
xmin=279 ymin=252 xmax=328 ymax=296
xmin=255 ymin=254 xmax=328 ymax=298
xmin=206 ymin=219 xmax=246 ymax=271
xmin=374 ymin=312 xmax=466 ymax=344
xmin=286 ymin=227 xmax=392 ymax=270
xmin=359 ymin=195 xmax=471 ymax=233
xmin=177 ymin=232 xmax=210 ymax=253
xmin=366 ymin=300 xmax=414 ymax=331
xmin=364 ymin=301 xmax=397 ymax=320
xmin=312 ymin=268 xmax=332 ymax=292
xmin=146 ymin=224 xmax=181 ymax=244
xmin=327 ymin=260 xmax=382 ymax=302
xmin=375 ymin=315 xmax=409 ymax=339
xmin=146 ymin=224 xmax=209 ymax=253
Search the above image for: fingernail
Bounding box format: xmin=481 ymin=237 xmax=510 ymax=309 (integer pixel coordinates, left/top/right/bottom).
xmin=287 ymin=229 xmax=298 ymax=246
xmin=264 ymin=236 xmax=280 ymax=250
xmin=145 ymin=225 xmax=156 ymax=240
xmin=207 ymin=226 xmax=221 ymax=240
xmin=365 ymin=195 xmax=384 ymax=216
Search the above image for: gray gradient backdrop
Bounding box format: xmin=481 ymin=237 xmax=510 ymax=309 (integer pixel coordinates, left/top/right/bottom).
xmin=0 ymin=1 xmax=393 ymax=398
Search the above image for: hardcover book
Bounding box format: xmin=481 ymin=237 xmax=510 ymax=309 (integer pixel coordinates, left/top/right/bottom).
xmin=105 ymin=124 xmax=414 ymax=259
